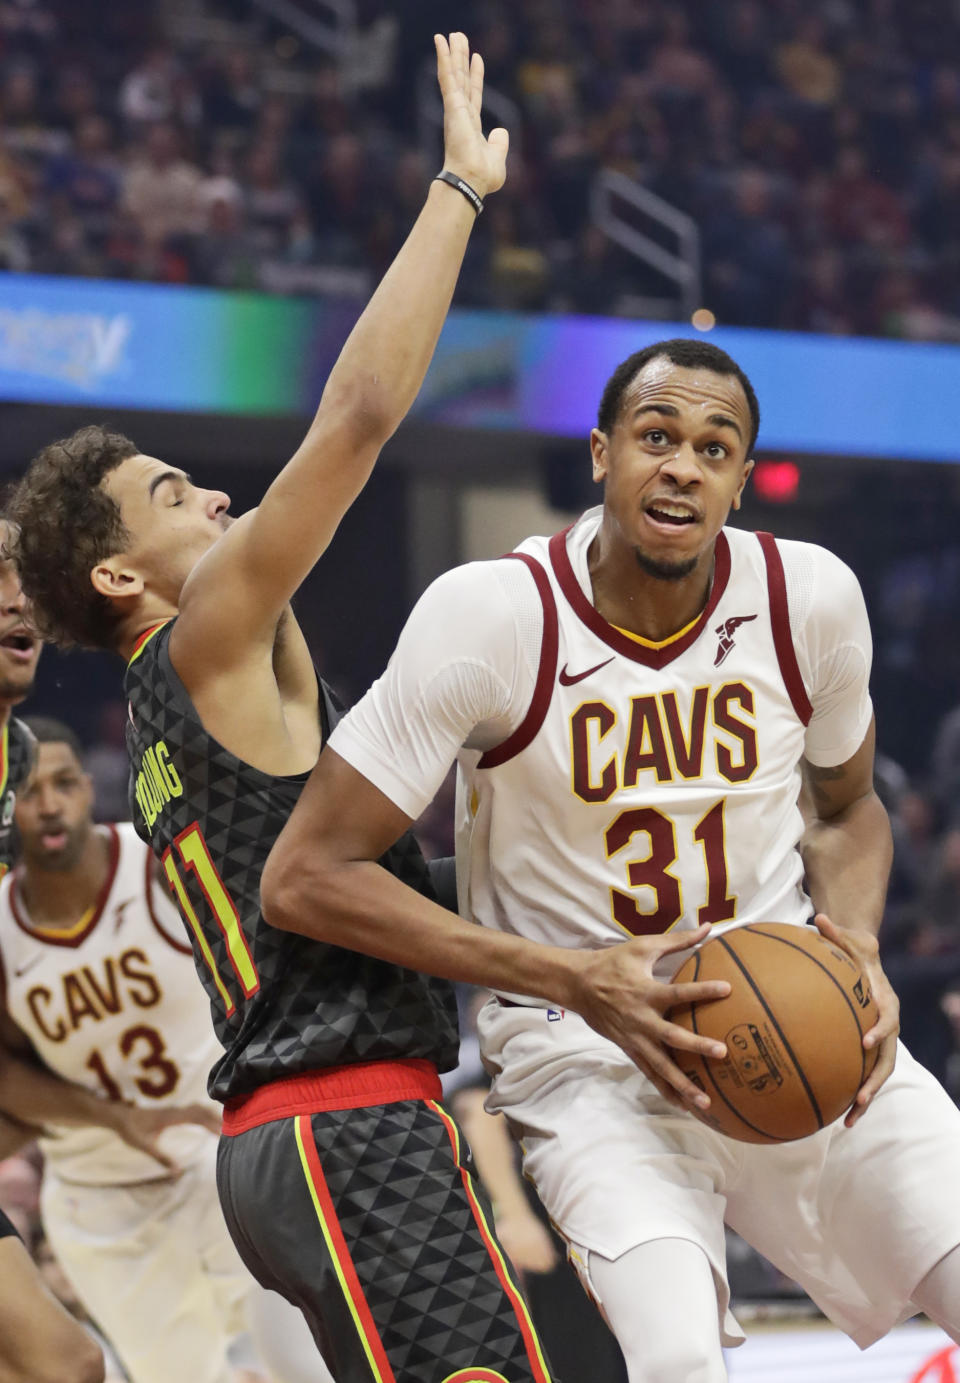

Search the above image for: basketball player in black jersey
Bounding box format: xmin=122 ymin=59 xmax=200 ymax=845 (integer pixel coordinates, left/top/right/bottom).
xmin=7 ymin=36 xmax=559 ymax=1383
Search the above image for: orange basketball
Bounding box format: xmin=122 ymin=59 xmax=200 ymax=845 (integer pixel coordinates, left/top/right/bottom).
xmin=669 ymin=922 xmax=880 ymax=1144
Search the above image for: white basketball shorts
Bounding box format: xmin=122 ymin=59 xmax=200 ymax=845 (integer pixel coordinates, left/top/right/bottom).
xmin=478 ymin=998 xmax=960 ymax=1349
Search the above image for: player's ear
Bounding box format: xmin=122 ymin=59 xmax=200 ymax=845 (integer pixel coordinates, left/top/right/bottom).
xmin=731 ymin=457 xmax=755 ymax=511
xmin=90 ymin=558 xmax=144 ymax=603
xmin=590 ymin=428 xmax=609 ymax=485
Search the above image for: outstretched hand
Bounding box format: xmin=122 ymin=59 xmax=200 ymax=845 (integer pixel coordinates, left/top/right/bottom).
xmin=435 ymin=32 xmax=508 ymax=199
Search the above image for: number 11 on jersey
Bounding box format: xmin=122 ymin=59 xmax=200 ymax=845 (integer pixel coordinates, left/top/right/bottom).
xmin=162 ymin=822 xmax=259 ymax=1017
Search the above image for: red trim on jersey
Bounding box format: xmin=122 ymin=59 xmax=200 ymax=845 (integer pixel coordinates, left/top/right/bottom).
xmin=127 ymin=620 xmax=171 ymax=665
xmin=10 ymin=824 xmax=121 ymax=948
xmin=143 ymin=845 xmax=192 ymax=955
xmin=548 ymin=526 xmax=732 ymax=669
xmin=477 ymin=553 xmax=559 ymax=770
xmin=757 ymin=531 xmax=813 ymax=727
xmin=221 ymin=1058 xmax=442 ymax=1135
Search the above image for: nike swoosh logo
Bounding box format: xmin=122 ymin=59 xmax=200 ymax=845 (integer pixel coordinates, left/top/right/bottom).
xmin=559 ymin=657 xmax=615 ymax=686
xmin=14 ymin=954 xmax=43 ymax=978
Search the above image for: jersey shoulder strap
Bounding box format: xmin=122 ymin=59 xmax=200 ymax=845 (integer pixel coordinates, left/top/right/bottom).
xmin=756 ymin=531 xmax=813 ymax=727
xmin=478 ymin=551 xmax=559 ymax=770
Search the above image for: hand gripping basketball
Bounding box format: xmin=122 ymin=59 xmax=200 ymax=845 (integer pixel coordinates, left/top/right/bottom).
xmin=668 ymin=920 xmax=890 ymax=1142
xmin=571 ymin=923 xmax=732 ymax=1112
xmin=813 ymin=912 xmax=900 ymax=1127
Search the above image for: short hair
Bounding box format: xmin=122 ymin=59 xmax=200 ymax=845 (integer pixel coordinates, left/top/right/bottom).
xmin=20 ymin=716 xmax=85 ymax=764
xmin=596 ymin=338 xmax=761 ymax=453
xmin=5 ymin=425 xmax=138 ymax=650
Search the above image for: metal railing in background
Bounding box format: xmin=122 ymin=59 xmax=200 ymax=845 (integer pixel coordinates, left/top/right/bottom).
xmin=591 ymin=168 xmax=701 ymax=320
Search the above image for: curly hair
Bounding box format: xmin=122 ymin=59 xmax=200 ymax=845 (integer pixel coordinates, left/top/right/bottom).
xmin=5 ymin=425 xmax=139 ymax=650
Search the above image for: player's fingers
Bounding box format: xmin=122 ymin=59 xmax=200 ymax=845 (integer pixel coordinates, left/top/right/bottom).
xmin=434 ymin=33 xmax=452 ymax=92
xmin=450 ymin=31 xmax=469 ymax=92
xmin=651 ymin=1015 xmax=726 ymax=1060
xmin=487 ymin=125 xmax=510 ymax=165
xmin=631 ymin=1034 xmax=712 ymax=1110
xmin=469 ymin=50 xmax=483 ymax=118
xmin=845 ymin=1035 xmax=897 ymax=1127
xmin=657 ymin=979 xmax=730 ymax=1010
xmin=634 ymin=1062 xmax=686 ymax=1109
xmin=812 ymin=911 xmax=835 ymax=934
xmin=650 ymin=923 xmax=711 ymax=957
xmin=863 ymin=1004 xmax=899 ymax=1048
xmin=814 ymin=911 xmax=880 ymax=966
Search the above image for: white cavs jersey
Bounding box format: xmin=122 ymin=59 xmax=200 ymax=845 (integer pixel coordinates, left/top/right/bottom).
xmin=331 ymin=505 xmax=873 ymax=993
xmin=0 ymin=821 xmax=223 ymax=1183
xmin=458 ymin=519 xmax=827 ymax=973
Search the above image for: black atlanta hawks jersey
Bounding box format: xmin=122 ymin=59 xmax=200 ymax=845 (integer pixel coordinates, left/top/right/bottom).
xmin=0 ymin=716 xmax=35 ymax=876
xmin=123 ymin=620 xmax=459 ymax=1102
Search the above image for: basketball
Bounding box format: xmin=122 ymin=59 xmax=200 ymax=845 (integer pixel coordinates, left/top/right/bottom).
xmin=669 ymin=923 xmax=880 ymax=1144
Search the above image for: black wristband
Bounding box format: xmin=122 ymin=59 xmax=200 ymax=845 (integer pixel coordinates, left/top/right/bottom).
xmin=434 ymin=169 xmax=484 ymax=215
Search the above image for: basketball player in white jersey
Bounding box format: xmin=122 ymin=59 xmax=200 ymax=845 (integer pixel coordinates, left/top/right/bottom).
xmin=263 ymin=339 xmax=960 ymax=1381
xmin=0 ymin=718 xmax=327 ymax=1383
xmin=0 ymin=546 xmax=135 ymax=1383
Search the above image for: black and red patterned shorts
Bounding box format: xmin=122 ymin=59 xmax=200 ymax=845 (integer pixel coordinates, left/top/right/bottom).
xmin=217 ymin=1059 xmax=558 ymax=1383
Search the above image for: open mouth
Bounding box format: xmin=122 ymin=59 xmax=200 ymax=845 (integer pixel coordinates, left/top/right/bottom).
xmin=40 ymin=831 xmax=68 ymax=851
xmin=645 ymin=503 xmax=698 ymax=527
xmin=0 ymin=631 xmax=36 ymax=659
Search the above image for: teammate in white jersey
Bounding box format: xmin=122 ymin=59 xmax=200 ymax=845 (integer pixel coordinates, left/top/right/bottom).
xmin=0 ymin=718 xmax=325 ymax=1383
xmin=263 ymin=339 xmax=960 ymax=1380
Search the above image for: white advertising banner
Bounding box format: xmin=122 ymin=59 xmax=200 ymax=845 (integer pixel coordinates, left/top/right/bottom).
xmin=728 ymin=1323 xmax=955 ymax=1382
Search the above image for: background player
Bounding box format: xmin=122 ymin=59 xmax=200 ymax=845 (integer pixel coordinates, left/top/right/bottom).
xmin=6 ymin=34 xmax=566 ymax=1383
xmin=260 ymin=338 xmax=960 ymax=1381
xmin=0 ymin=717 xmax=324 ymax=1383
xmin=0 ymin=546 xmax=175 ymax=1383
xmin=0 ymin=541 xmax=41 ymax=878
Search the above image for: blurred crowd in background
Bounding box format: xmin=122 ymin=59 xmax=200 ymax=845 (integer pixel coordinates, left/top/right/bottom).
xmin=0 ymin=0 xmax=959 ymax=335
xmin=4 ymin=0 xmax=960 ymax=1346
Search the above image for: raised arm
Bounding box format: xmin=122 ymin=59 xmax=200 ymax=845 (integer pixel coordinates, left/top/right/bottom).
xmin=175 ymin=34 xmax=507 ymax=661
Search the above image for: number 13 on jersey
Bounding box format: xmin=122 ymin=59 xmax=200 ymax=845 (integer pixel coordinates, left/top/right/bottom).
xmin=162 ymin=822 xmax=259 ymax=1017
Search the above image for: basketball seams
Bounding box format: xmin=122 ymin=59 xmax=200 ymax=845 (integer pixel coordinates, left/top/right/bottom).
xmin=716 ymin=935 xmax=826 ymax=1130
xmin=684 ymin=948 xmax=787 ymax=1144
xmin=745 ymin=925 xmax=872 ymax=1087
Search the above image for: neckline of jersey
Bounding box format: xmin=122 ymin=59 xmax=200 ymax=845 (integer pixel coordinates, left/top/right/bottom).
xmin=128 ymin=620 xmax=172 ymax=667
xmin=548 ymin=525 xmax=732 ymax=670
xmin=11 ymin=823 xmax=121 ymax=948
